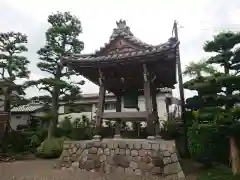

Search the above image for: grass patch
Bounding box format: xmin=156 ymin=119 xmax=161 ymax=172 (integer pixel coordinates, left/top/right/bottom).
xmin=198 ymin=166 xmax=240 ymax=180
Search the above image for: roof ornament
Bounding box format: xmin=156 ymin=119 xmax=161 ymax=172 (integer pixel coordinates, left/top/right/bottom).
xmin=116 ymin=19 xmax=127 ymax=29
xmin=115 ymin=19 xmax=133 ymax=36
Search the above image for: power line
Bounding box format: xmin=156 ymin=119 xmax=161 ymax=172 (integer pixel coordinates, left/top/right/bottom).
xmin=176 ymin=22 xmax=240 ymax=32
xmin=181 ymin=27 xmax=240 ymax=32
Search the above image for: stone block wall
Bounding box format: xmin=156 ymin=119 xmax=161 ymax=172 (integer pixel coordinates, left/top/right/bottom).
xmin=57 ymin=139 xmax=185 ymax=179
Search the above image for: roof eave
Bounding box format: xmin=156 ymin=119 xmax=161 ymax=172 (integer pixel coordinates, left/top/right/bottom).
xmin=62 ymin=41 xmax=179 ymax=65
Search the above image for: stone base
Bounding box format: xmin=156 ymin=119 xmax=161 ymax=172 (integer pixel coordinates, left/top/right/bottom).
xmin=58 ymin=139 xmax=185 ymax=179
xmin=147 ymin=136 xmax=155 ymax=140
xmin=155 ymin=135 xmax=162 ymax=140
xmin=93 ymin=135 xmax=101 ymax=141
xmin=114 ymin=134 xmax=121 ymax=139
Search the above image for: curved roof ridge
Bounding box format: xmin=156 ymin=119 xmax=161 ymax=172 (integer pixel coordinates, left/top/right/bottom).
xmin=67 ymin=19 xmax=177 ymax=59
xmin=95 ymin=19 xmax=161 ymax=55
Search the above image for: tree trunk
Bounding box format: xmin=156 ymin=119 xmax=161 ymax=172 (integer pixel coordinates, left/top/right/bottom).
xmin=230 ymin=136 xmax=240 ymax=175
xmin=48 ymin=65 xmax=61 ymax=139
xmin=1 ymin=88 xmax=11 ymax=153
xmin=3 ymin=88 xmax=11 ymax=136
xmin=48 ymin=88 xmax=59 ymax=139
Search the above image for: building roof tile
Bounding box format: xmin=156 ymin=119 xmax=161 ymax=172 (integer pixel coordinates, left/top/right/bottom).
xmin=70 ymin=39 xmax=177 ymax=62
xmin=63 ymin=20 xmax=178 ymax=63
xmin=11 ymin=103 xmax=45 ymax=113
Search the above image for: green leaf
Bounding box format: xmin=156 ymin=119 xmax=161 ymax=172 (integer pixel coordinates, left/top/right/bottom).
xmin=203 ymin=31 xmax=240 ymax=52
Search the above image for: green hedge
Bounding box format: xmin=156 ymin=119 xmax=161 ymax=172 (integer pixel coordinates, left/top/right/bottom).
xmin=1 ymin=131 xmax=34 ymax=153
xmin=35 ymin=137 xmax=64 ymax=158
xmin=197 ymin=166 xmax=240 ymax=180
xmin=160 ymin=121 xmax=184 ymax=140
xmin=188 ymin=124 xmax=229 ymax=166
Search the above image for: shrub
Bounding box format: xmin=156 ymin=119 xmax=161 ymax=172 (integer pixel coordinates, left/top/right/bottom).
xmin=56 ymin=116 xmax=94 ymax=140
xmin=100 ymin=126 xmax=115 ymax=138
xmin=197 ymin=166 xmax=240 ymax=180
xmin=27 ymin=128 xmax=48 ymax=152
xmin=35 ymin=137 xmax=64 ymax=158
xmin=160 ymin=120 xmax=183 ymax=140
xmin=59 ymin=117 xmax=72 ymax=131
xmin=16 ymin=124 xmax=30 ymax=131
xmin=29 ymin=134 xmax=41 ymax=149
xmin=1 ymin=131 xmax=31 ymax=153
xmin=188 ymin=123 xmax=229 ymax=166
xmin=35 ymin=128 xmax=48 ymax=140
xmin=70 ymin=127 xmax=93 ymax=140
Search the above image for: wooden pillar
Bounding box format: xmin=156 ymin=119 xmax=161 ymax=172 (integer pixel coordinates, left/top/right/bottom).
xmin=114 ymin=94 xmax=122 ymax=138
xmin=143 ymin=64 xmax=154 ymax=138
xmin=151 ymin=83 xmax=161 ymax=139
xmin=165 ymin=97 xmax=171 ymax=121
xmin=94 ymin=70 xmax=105 ymax=140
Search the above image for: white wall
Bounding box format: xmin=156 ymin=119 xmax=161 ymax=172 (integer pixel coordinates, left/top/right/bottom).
xmin=33 ymin=111 xmax=47 ymax=117
xmin=58 ymin=93 xmax=169 ymax=125
xmin=58 ymin=103 xmax=96 ymax=122
xmin=59 ymin=112 xmax=93 ymax=122
xmin=10 ymin=111 xmax=48 ymax=130
xmin=10 ymin=113 xmax=30 ymax=130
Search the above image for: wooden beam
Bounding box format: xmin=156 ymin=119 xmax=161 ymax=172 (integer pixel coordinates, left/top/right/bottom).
xmin=143 ymin=64 xmax=152 ymax=113
xmin=143 ymin=64 xmax=154 ymax=137
xmin=151 ymin=82 xmax=160 ymax=137
xmin=71 ymin=62 xmax=176 ymax=92
xmin=95 ymin=70 xmax=105 ymax=136
xmin=115 ymin=94 xmax=122 ymax=137
xmin=102 ymin=111 xmax=148 ymax=120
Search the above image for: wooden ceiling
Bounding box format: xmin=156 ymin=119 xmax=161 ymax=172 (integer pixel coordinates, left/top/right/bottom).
xmin=70 ymin=55 xmax=176 ymax=94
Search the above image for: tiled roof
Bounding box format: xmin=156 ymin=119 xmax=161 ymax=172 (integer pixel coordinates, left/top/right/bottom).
xmin=71 ymin=39 xmax=177 ymax=62
xmin=65 ymin=20 xmax=178 ymax=63
xmin=11 ymin=103 xmax=45 ymax=113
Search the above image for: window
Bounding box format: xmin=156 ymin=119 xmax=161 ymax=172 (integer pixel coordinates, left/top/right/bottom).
xmin=16 ymin=116 xmax=21 ymax=119
xmin=64 ymin=104 xmax=92 ymax=113
xmin=104 ymin=102 xmax=116 ymax=110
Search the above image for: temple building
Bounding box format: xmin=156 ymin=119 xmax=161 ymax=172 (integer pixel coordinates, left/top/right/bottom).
xmin=63 ymin=20 xmax=179 ymax=139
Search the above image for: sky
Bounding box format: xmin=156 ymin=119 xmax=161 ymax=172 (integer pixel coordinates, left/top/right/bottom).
xmin=0 ymin=0 xmax=240 ymax=99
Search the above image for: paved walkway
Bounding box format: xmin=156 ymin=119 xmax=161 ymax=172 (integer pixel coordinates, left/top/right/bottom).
xmin=0 ymin=159 xmax=199 ymax=180
xmin=0 ymin=160 xmax=164 ymax=180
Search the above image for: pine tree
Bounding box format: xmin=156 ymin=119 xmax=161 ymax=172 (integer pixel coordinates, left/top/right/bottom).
xmin=184 ymin=32 xmax=240 ymax=174
xmin=204 ymin=32 xmax=240 ymax=175
xmin=184 ymin=32 xmax=240 ymax=124
xmin=183 ymin=59 xmax=218 ymax=121
xmin=183 ymin=59 xmax=216 ymax=78
xmin=0 ymin=32 xmax=30 ymax=134
xmin=204 ymin=32 xmax=240 ymax=111
xmin=26 ymin=12 xmax=85 ymax=138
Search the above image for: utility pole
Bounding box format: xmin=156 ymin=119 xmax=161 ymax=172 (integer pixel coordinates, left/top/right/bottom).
xmin=172 ymin=20 xmax=185 ymax=119
xmin=172 ymin=20 xmax=188 ymax=155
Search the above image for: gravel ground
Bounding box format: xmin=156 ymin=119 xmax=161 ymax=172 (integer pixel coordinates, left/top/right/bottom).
xmin=0 ymin=160 xmax=165 ymax=180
